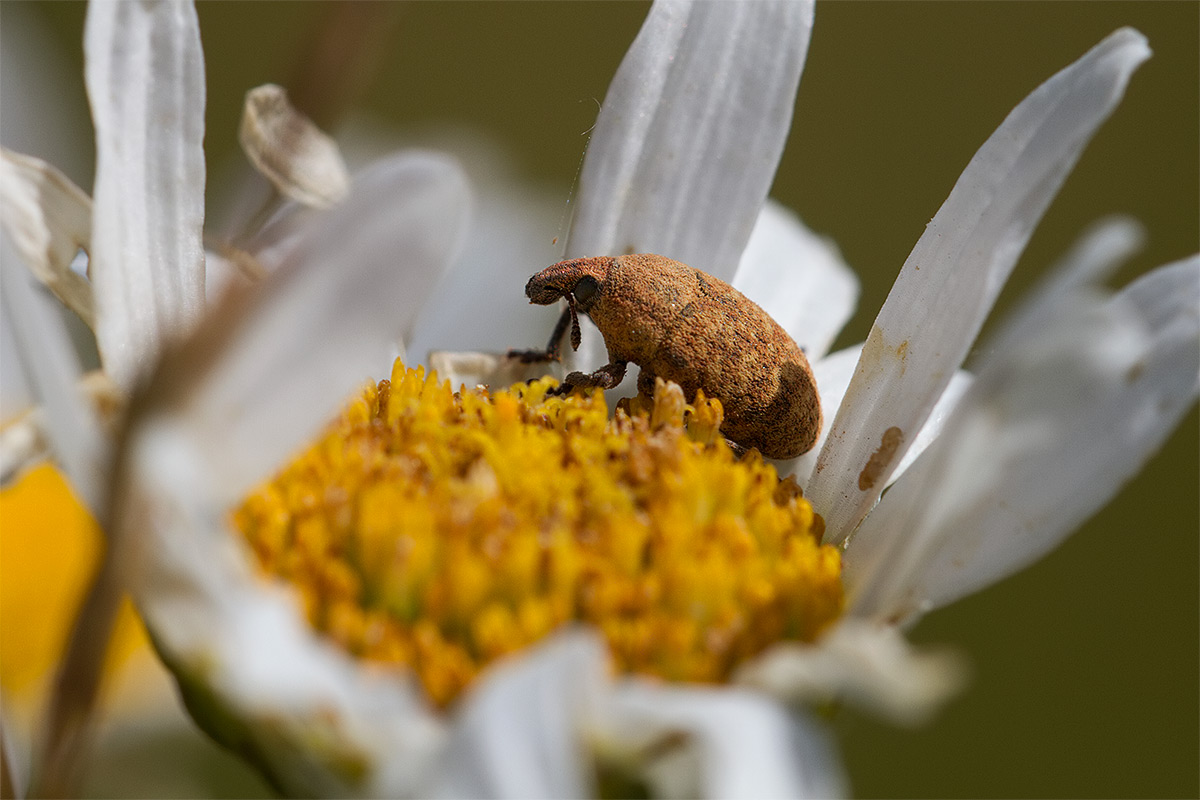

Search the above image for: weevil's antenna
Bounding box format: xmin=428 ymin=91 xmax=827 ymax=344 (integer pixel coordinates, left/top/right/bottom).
xmin=567 ymin=293 xmax=582 ymax=351
xmin=552 ymin=97 xmax=601 ymax=257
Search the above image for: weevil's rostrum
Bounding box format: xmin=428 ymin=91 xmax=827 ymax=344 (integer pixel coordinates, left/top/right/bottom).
xmin=523 ymin=254 xmax=822 ymax=459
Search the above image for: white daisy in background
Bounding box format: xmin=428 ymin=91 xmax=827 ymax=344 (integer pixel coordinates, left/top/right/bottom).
xmin=1 ymin=1 xmax=1195 ymax=798
xmin=0 ymin=1 xmax=470 ymax=794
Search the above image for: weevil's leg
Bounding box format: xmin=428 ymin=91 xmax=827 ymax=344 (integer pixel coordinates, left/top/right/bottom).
xmin=635 ymin=367 xmax=658 ymax=399
xmin=547 ymin=360 xmax=628 ymax=396
xmin=724 ymin=438 xmax=749 ymax=459
xmin=507 ymin=304 xmax=574 ymax=363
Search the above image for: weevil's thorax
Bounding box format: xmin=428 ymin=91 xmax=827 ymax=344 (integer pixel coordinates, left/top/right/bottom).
xmin=586 ymin=254 xmax=697 ymax=364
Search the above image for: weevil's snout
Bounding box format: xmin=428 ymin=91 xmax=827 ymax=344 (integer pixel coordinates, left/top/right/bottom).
xmin=525 ymin=273 xmax=568 ymax=306
xmin=525 ymin=257 xmax=613 ymax=306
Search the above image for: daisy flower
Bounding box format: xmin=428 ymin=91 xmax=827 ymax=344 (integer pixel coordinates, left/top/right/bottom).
xmin=2 ymin=1 xmax=1195 ymax=798
xmin=0 ymin=0 xmax=466 ymax=793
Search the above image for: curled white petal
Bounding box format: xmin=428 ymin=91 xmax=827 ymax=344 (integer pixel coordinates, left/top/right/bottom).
xmin=0 ymin=147 xmax=95 ymax=326
xmin=85 ymin=0 xmax=207 ymax=389
xmin=732 ymin=200 xmax=859 ymax=361
xmin=735 ymin=619 xmax=967 ymax=727
xmin=806 ymin=28 xmax=1151 ymax=545
xmin=239 ymin=84 xmax=350 ymax=209
xmin=846 ymin=256 xmax=1199 ymax=623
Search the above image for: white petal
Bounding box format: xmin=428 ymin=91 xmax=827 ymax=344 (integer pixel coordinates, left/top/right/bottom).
xmin=602 ymin=682 xmax=846 ymax=800
xmin=881 ymin=219 xmax=1137 ymax=497
xmin=0 ymin=409 xmax=46 ymax=487
xmin=1 ymin=275 xmax=33 ymax=422
xmin=985 ymin=215 xmax=1145 ymax=359
xmin=805 ymin=29 xmax=1151 ymax=545
xmin=0 ymin=148 xmax=95 ymax=326
xmin=732 ymin=200 xmax=859 ymax=361
xmin=888 ymin=369 xmax=973 ymax=484
xmin=239 ymin=84 xmax=349 ymax=209
xmin=734 ymin=619 xmax=967 ymax=727
xmin=566 ymin=0 xmax=814 ymax=281
xmin=85 ymin=0 xmax=207 ymax=389
xmin=122 ymin=155 xmax=474 ymax=792
xmin=0 ymin=372 xmax=120 ymax=490
xmin=0 ymin=234 xmax=106 ymax=511
xmin=125 ymin=415 xmax=444 ymax=796
xmin=243 ymin=148 xmax=488 ymax=284
xmin=428 ymin=351 xmax=562 ymax=394
xmin=846 ymin=257 xmax=1199 ymax=623
xmin=778 ymin=344 xmax=971 ymax=492
xmin=201 ymin=248 xmax=253 ymax=301
xmin=242 ymin=197 xmax=319 ymax=273
xmin=423 ymin=630 xmax=605 ymax=799
xmin=148 ymin=151 xmax=470 ymax=507
xmin=562 ymin=0 xmax=813 ymax=374
xmin=407 ymin=175 xmax=564 ymax=365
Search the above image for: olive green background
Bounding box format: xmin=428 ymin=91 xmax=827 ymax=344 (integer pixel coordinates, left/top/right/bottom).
xmin=9 ymin=2 xmax=1197 ymax=797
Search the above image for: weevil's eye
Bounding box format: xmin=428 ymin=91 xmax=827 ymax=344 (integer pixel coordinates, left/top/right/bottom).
xmin=572 ymin=274 xmax=601 ymax=312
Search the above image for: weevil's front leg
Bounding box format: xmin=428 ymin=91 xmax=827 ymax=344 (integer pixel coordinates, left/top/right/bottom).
xmin=548 ymin=360 xmax=628 ymax=396
xmin=508 ymin=290 xmax=587 ymax=363
xmin=507 ymin=305 xmax=574 ymax=363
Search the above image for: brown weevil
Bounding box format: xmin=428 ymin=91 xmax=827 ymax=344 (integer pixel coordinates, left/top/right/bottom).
xmin=514 ymin=254 xmax=821 ymax=459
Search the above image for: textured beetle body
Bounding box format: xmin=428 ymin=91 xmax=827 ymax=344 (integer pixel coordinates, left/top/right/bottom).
xmin=524 ymin=254 xmax=821 ymax=459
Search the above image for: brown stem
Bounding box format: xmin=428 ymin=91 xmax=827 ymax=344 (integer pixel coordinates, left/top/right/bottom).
xmin=284 ymin=2 xmax=400 ymax=131
xmin=29 ymin=543 xmax=124 ymax=799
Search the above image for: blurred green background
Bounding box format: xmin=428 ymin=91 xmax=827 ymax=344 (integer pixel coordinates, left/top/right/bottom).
xmin=3 ymin=1 xmax=1195 ymax=797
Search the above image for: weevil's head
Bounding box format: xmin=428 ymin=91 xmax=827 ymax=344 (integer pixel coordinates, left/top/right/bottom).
xmin=525 ymin=257 xmax=614 ymax=312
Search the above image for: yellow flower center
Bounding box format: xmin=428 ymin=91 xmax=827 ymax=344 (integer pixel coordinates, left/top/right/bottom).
xmin=231 ymin=360 xmax=843 ymax=707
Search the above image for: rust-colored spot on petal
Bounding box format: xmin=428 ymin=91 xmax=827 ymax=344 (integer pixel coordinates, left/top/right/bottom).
xmin=858 ymin=426 xmax=904 ymax=491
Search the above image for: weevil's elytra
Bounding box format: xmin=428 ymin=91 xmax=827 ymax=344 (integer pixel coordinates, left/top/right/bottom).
xmin=520 ymin=254 xmax=822 ymax=459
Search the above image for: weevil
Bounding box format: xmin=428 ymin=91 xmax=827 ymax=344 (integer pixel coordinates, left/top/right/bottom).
xmin=513 ymin=254 xmax=821 ymax=459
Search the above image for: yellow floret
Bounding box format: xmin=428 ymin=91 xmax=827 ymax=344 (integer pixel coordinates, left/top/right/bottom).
xmin=231 ymin=360 xmax=843 ymax=707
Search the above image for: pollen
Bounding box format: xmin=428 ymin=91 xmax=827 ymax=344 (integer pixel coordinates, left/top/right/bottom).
xmin=231 ymin=360 xmax=843 ymax=708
